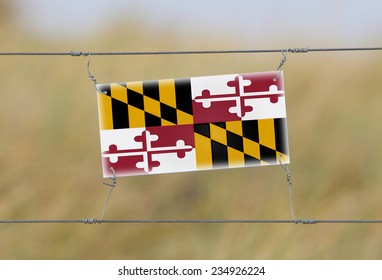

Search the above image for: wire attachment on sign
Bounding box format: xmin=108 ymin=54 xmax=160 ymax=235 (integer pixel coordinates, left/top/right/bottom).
xmin=86 ymin=52 xmax=106 ymax=94
xmin=273 ymin=49 xmax=288 ymax=81
xmin=99 ymin=167 xmax=117 ymax=222
xmin=278 ymin=155 xmax=297 ymax=223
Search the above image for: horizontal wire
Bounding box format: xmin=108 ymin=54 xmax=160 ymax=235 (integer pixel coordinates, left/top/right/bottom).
xmin=1 ymin=219 xmax=382 ymax=224
xmin=0 ymin=47 xmax=382 ymax=56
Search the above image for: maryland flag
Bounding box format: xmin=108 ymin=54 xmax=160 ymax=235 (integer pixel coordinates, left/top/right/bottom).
xmin=96 ymin=71 xmax=289 ymax=177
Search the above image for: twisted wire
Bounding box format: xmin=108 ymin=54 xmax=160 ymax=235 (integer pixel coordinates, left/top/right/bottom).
xmin=1 ymin=219 xmax=382 ymax=224
xmin=0 ymin=47 xmax=381 ymax=56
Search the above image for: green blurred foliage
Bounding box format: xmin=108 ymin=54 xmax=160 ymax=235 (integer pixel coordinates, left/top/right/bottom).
xmin=1 ymin=3 xmax=382 ymax=259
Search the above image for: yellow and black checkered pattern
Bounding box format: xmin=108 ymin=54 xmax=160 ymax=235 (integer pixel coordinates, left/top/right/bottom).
xmin=97 ymin=79 xmax=194 ymax=130
xmin=194 ymin=118 xmax=289 ymax=169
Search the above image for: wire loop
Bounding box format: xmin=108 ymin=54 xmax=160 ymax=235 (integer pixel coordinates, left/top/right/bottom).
xmin=86 ymin=52 xmax=106 ymax=94
xmin=278 ymin=155 xmax=297 ymax=223
xmin=99 ymin=167 xmax=117 ymax=222
xmin=273 ymin=50 xmax=288 ymax=81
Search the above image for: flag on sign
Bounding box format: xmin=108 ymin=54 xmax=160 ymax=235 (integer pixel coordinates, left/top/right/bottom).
xmin=96 ymin=71 xmax=289 ymax=177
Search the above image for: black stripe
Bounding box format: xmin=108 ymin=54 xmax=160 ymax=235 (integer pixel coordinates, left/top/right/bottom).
xmin=175 ymin=78 xmax=193 ymax=114
xmin=144 ymin=112 xmax=161 ymax=127
xmin=212 ymin=140 xmax=228 ymax=168
xmin=127 ymin=88 xmax=144 ymax=109
xmin=213 ymin=122 xmax=226 ymax=129
xmin=260 ymin=144 xmax=276 ymax=164
xmin=274 ymin=118 xmax=289 ymax=154
xmin=194 ymin=123 xmax=210 ymax=138
xmin=160 ymin=103 xmax=177 ymax=124
xmin=142 ymin=80 xmax=160 ymax=100
xmin=244 ymin=154 xmax=261 ymax=165
xmin=227 ymin=130 xmax=243 ymax=152
xmin=112 ymin=99 xmax=129 ymax=129
xmin=242 ymin=120 xmax=259 ymax=142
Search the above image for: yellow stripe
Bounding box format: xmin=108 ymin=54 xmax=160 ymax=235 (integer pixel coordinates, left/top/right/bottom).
xmin=177 ymin=110 xmax=194 ymax=125
xmin=194 ymin=133 xmax=212 ymax=169
xmin=126 ymin=81 xmax=143 ymax=94
xmin=258 ymin=119 xmax=276 ymax=150
xmin=97 ymin=93 xmax=113 ymax=130
xmin=210 ymin=124 xmax=227 ymax=145
xmin=128 ymin=105 xmax=145 ymax=128
xmin=111 ymin=83 xmax=127 ymax=103
xmin=243 ymin=138 xmax=260 ymax=159
xmin=226 ymin=120 xmax=242 ymax=136
xmin=159 ymin=79 xmax=176 ymax=107
xmin=161 ymin=119 xmax=175 ymax=126
xmin=227 ymin=147 xmax=244 ymax=167
xmin=144 ymin=96 xmax=161 ymax=117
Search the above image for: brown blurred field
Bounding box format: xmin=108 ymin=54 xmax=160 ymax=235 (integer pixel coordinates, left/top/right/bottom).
xmin=1 ymin=5 xmax=382 ymax=259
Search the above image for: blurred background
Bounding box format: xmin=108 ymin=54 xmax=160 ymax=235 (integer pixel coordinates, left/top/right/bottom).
xmin=1 ymin=0 xmax=382 ymax=259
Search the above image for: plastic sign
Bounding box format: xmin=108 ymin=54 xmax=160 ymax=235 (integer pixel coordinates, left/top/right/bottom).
xmin=96 ymin=71 xmax=289 ymax=177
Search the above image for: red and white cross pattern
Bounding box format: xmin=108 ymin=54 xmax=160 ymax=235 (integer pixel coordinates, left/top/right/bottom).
xmin=191 ymin=72 xmax=286 ymax=123
xmin=100 ymin=125 xmax=197 ymax=177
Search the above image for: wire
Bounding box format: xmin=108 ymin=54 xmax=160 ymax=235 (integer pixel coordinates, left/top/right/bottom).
xmin=1 ymin=219 xmax=382 ymax=224
xmin=278 ymin=155 xmax=296 ymax=222
xmin=100 ymin=167 xmax=117 ymax=221
xmin=0 ymin=47 xmax=382 ymax=56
